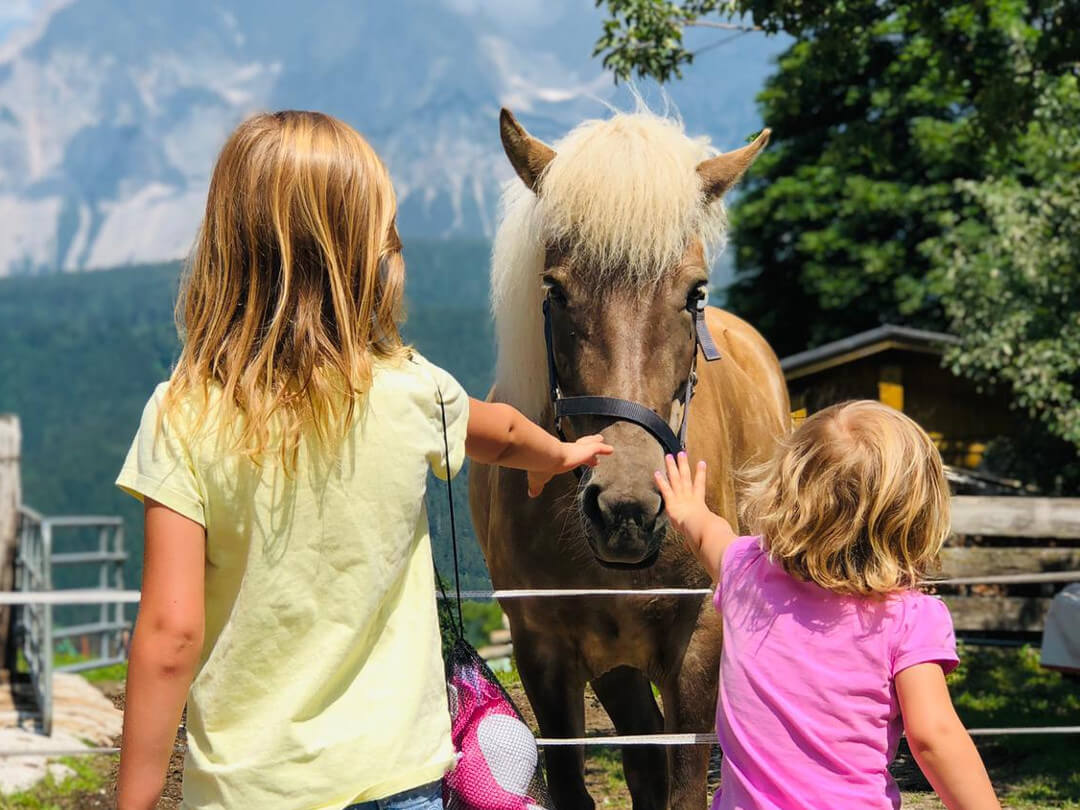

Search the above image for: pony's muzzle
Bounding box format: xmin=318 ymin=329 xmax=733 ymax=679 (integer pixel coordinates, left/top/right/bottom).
xmin=580 ymin=483 xmax=667 ymax=566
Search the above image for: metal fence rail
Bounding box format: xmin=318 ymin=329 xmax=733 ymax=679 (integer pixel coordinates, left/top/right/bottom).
xmin=47 ymin=515 xmax=128 ymax=674
xmin=14 ymin=506 xmax=52 ymax=735
xmin=13 ymin=507 xmax=128 ymax=735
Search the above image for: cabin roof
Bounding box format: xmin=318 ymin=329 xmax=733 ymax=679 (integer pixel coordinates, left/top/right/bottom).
xmin=781 ymin=324 xmax=961 ymax=381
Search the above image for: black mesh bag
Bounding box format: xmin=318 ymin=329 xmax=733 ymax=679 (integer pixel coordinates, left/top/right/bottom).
xmin=434 ymin=387 xmax=552 ymax=810
xmin=438 ymin=616 xmax=552 ymax=810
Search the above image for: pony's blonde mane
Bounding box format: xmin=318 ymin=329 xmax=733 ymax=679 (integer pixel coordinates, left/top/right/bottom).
xmin=491 ymin=109 xmax=729 ymax=418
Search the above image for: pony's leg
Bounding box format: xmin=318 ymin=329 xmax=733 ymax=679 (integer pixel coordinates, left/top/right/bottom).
xmin=514 ymin=633 xmax=593 ymax=810
xmin=661 ymin=671 xmax=716 ymax=810
xmin=591 ymin=667 xmax=668 ymax=810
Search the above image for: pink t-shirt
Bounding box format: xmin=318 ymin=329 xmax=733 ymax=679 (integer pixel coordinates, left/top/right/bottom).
xmin=713 ymin=537 xmax=958 ymax=810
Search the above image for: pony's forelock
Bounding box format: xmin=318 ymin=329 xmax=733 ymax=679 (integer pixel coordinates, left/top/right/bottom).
xmin=538 ymin=113 xmax=726 ymax=283
xmin=491 ymin=108 xmax=729 ymax=417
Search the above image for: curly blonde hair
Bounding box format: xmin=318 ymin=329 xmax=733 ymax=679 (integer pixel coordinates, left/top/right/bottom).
xmin=162 ymin=111 xmax=407 ymax=467
xmin=739 ymin=400 xmax=951 ymax=597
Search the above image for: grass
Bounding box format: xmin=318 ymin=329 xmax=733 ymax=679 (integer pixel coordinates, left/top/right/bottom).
xmin=495 ymin=658 xmax=522 ymax=690
xmin=586 ymin=749 xmax=630 ymax=807
xmin=1 ymin=756 xmax=113 ymax=809
xmin=15 ymin=648 xmax=128 ymax=686
xmin=50 ymin=653 xmax=127 ymax=685
xmin=949 ymin=645 xmax=1080 ymax=808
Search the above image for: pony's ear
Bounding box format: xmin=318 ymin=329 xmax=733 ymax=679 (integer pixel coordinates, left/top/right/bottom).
xmin=697 ymin=128 xmax=771 ymax=202
xmin=500 ymin=108 xmax=556 ymax=193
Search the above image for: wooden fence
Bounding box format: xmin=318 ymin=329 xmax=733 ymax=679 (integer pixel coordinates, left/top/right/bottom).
xmin=0 ymin=416 xmax=19 ymax=664
xmin=939 ymin=497 xmax=1080 ymax=633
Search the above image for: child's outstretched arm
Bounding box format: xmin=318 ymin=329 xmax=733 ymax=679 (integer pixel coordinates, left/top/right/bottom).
xmin=896 ymin=663 xmax=1001 ymax=810
xmin=654 ymin=452 xmax=736 ymax=582
xmin=117 ymin=499 xmax=205 ymax=810
xmin=466 ymin=398 xmax=613 ymax=496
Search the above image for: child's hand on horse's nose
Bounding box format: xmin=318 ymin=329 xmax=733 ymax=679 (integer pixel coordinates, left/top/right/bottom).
xmin=654 ymin=452 xmax=708 ymax=532
xmin=527 ymin=434 xmax=614 ymax=497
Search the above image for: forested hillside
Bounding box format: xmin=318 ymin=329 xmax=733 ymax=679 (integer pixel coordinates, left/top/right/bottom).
xmin=0 ymin=239 xmax=496 ymax=591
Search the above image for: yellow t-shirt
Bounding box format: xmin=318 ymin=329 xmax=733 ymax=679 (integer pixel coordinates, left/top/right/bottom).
xmin=116 ymin=352 xmax=467 ymax=810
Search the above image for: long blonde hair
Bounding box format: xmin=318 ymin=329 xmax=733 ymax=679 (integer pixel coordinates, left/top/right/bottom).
xmin=740 ymin=401 xmax=951 ymax=597
xmin=163 ymin=110 xmax=407 ymax=466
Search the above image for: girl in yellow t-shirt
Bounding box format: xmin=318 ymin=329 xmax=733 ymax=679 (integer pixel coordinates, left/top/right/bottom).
xmin=115 ymin=111 xmax=611 ymax=810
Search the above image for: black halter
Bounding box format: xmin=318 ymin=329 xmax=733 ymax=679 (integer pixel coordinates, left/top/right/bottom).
xmin=542 ymin=294 xmax=722 ymax=464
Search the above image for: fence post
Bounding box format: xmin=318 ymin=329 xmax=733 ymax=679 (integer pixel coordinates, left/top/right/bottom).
xmin=0 ymin=415 xmax=20 ymax=670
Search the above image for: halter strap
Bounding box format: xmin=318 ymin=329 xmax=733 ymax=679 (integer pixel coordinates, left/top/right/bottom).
xmin=556 ymin=397 xmax=684 ymax=457
xmin=694 ymin=297 xmax=722 ymax=361
xmin=542 ymin=294 xmax=721 ymax=460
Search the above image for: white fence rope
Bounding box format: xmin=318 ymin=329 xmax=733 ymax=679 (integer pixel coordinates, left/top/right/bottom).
xmin=3 ymin=568 xmax=1079 ymax=605
xmin=0 ymin=589 xmax=141 ymax=605
xmin=3 ymin=571 xmax=1075 ymax=757
xmin=534 ymin=726 xmax=1080 ymax=746
xmin=0 ymin=726 xmax=1078 ymax=758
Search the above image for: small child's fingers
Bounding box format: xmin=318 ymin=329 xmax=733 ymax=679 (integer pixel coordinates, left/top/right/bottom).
xmin=693 ymin=460 xmax=707 ymax=500
xmin=653 ymin=470 xmax=673 ymax=501
xmin=677 ymin=451 xmax=692 ymax=483
xmin=664 ymin=454 xmax=681 ymax=492
xmin=575 ymin=446 xmax=612 ymax=467
xmin=577 ymin=436 xmax=614 ymax=456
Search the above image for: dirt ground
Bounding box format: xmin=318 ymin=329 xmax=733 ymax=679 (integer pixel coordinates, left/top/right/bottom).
xmin=45 ymin=683 xmax=184 ymax=810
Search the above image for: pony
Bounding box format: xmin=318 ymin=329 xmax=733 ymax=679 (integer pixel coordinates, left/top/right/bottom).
xmin=469 ymin=105 xmax=790 ymax=810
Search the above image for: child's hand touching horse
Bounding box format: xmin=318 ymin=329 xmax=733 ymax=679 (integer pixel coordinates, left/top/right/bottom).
xmin=654 ymin=451 xmax=735 ymax=582
xmin=466 ymin=398 xmax=613 ymax=497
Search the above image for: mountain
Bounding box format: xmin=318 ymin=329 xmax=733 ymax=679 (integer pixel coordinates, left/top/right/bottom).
xmin=0 ymin=0 xmax=788 ymax=276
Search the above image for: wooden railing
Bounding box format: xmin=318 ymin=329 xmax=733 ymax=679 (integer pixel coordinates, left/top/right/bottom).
xmin=941 ymin=496 xmax=1080 ymax=633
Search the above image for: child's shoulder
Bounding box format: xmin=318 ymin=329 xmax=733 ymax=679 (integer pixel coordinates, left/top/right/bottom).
xmin=885 ymin=589 xmax=959 ymax=675
xmin=136 ymin=380 xmax=200 ymax=429
xmin=375 ymin=349 xmax=464 ymax=397
xmin=715 ymin=536 xmax=766 ymax=601
xmin=726 ymin=535 xmax=765 ymax=567
xmin=888 ymin=588 xmax=953 ymax=625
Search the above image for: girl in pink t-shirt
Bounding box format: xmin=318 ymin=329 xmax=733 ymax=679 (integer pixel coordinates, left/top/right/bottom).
xmin=655 ymin=400 xmax=1000 ymax=810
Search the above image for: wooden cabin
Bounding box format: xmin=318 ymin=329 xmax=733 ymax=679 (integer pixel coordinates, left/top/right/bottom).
xmin=781 ymin=325 xmax=1017 ymax=473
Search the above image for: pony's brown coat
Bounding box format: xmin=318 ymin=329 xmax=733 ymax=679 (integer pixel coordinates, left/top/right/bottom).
xmin=471 ymin=109 xmax=789 ymax=810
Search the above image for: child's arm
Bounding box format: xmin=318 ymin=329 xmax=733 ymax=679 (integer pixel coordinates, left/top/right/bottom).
xmin=466 ymin=398 xmax=613 ymax=496
xmin=896 ymin=663 xmax=1001 ymax=810
xmin=117 ymin=499 xmax=205 ymax=810
xmin=653 ymin=452 xmax=736 ymax=582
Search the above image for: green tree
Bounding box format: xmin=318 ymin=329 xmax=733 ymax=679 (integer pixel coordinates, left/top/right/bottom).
xmin=597 ymin=0 xmax=1076 ymax=355
xmin=925 ymin=75 xmax=1080 ymax=454
xmin=595 ymin=1 xmax=1080 ymax=482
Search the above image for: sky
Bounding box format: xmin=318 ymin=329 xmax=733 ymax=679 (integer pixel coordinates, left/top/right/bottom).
xmin=0 ymin=0 xmax=44 ymax=45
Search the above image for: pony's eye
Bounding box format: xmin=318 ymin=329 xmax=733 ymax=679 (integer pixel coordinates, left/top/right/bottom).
xmin=686 ymin=285 xmax=707 ymax=310
xmin=544 ymin=278 xmax=568 ymax=306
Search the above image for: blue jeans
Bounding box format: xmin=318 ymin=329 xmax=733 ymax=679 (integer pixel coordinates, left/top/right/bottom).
xmin=345 ymin=780 xmax=443 ymax=810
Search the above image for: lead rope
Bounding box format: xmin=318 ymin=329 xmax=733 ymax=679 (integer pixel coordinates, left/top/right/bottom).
xmin=436 ymin=385 xmax=466 ymax=638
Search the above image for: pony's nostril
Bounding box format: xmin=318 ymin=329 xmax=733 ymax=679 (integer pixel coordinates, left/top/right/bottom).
xmin=582 ymin=485 xmax=663 ymax=534
xmin=581 ymin=484 xmax=604 ymax=527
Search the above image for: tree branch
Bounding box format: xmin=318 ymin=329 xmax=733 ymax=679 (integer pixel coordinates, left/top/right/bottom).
xmin=684 ymin=20 xmax=762 ymax=32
